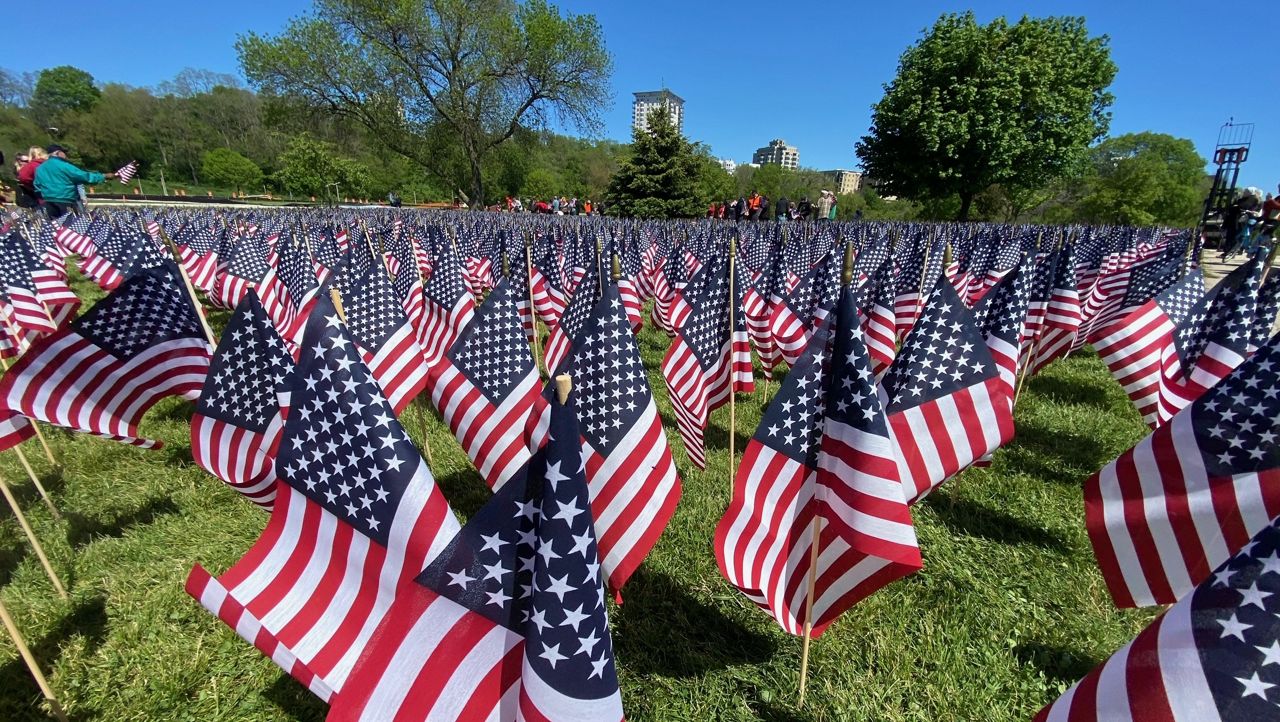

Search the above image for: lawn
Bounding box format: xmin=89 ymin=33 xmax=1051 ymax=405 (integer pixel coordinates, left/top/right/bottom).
xmin=0 ymin=269 xmax=1158 ymax=721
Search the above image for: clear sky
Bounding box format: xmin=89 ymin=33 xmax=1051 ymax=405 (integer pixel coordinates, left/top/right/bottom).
xmin=13 ymin=0 xmax=1278 ymax=190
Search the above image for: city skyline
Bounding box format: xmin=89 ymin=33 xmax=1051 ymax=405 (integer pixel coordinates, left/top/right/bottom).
xmin=9 ymin=1 xmax=1277 ymax=189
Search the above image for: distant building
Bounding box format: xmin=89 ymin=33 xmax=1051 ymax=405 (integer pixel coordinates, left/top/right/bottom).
xmin=632 ymin=90 xmax=685 ymax=134
xmin=752 ymin=139 xmax=799 ymax=170
xmin=823 ymin=169 xmax=863 ymax=195
xmin=717 ymin=158 xmax=737 ymax=174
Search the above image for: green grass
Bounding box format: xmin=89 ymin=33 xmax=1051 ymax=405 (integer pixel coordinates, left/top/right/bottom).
xmin=0 ymin=272 xmax=1159 ymax=721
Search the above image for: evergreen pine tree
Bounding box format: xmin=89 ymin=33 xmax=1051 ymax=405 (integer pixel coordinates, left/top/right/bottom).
xmin=606 ymin=105 xmax=703 ymax=219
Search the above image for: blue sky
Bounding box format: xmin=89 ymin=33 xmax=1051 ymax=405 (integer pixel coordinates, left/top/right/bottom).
xmin=14 ymin=1 xmax=1278 ymax=190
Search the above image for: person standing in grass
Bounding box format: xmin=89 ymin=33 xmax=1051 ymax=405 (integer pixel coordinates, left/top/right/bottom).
xmin=33 ymin=144 xmax=118 ymax=217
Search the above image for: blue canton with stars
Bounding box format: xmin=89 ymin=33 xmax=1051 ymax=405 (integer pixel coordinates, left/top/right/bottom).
xmin=1181 ymin=257 xmax=1263 ymax=372
xmin=881 ymin=279 xmax=997 ymax=414
xmin=274 ymin=238 xmax=319 ymax=309
xmin=422 ymin=233 xmax=468 ymax=307
xmin=679 ymin=258 xmax=745 ymax=369
xmin=562 ymin=283 xmax=651 ymax=456
xmin=273 ymin=292 xmax=422 ymax=547
xmin=72 ymin=262 xmax=204 ymax=360
xmin=755 ymin=296 xmax=831 ymax=466
xmin=552 ymin=265 xmax=601 ymax=373
xmin=95 ymin=224 xmax=168 ymax=279
xmin=196 ymin=291 xmax=294 ymax=433
xmin=416 ymin=392 xmax=620 ymax=697
xmin=447 ymin=279 xmax=536 ymax=404
xmin=0 ymin=232 xmax=47 ymax=297
xmin=223 ymin=232 xmax=271 ymax=284
xmin=1192 ymin=516 xmax=1280 ymax=717
xmin=1191 ymin=333 xmax=1280 ymax=479
xmin=330 ymin=257 xmax=407 ymax=351
xmin=973 ymin=258 xmax=1034 ymax=345
xmin=1252 ymin=274 xmax=1280 ymax=352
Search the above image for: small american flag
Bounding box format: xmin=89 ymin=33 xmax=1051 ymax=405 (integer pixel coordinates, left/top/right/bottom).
xmin=881 ymin=278 xmax=1014 ymax=503
xmin=186 ymin=293 xmax=459 ymax=701
xmin=328 ymin=388 xmax=623 ymax=721
xmin=1086 ymin=330 xmax=1280 ymax=608
xmin=662 ymin=256 xmax=754 ymax=469
xmin=115 ymin=160 xmax=138 ymax=185
xmin=0 ymin=262 xmax=211 ymax=448
xmin=716 ymin=283 xmax=921 ymax=635
xmin=419 ymin=232 xmax=476 ymax=369
xmin=544 ymin=264 xmax=599 ymax=375
xmin=0 ymin=230 xmax=79 ymax=335
xmin=1041 ymin=513 xmax=1280 ymax=721
xmin=214 ymin=230 xmax=271 ymax=309
xmin=430 ymin=278 xmax=545 ymax=490
xmin=190 ymin=290 xmax=294 ymax=509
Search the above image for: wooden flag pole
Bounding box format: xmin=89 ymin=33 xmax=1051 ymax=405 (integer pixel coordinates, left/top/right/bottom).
xmin=0 ymin=353 xmax=59 ymax=468
xmin=727 ymin=235 xmax=738 ymax=483
xmin=13 ymin=446 xmax=59 ymax=521
xmin=797 ymin=515 xmax=823 ymax=707
xmin=155 ymin=224 xmax=217 ymax=348
xmin=0 ymin=470 xmax=67 ymax=599
xmin=555 ymin=373 xmax=572 ymax=405
xmin=0 ymin=599 xmax=69 ymax=722
xmin=526 ymin=238 xmax=544 ymax=376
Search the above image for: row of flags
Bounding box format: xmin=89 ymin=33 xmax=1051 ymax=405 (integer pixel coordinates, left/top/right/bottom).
xmin=0 ymin=205 xmax=1273 ymax=719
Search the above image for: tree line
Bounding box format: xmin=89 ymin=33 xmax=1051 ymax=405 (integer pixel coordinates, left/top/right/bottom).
xmin=3 ymin=4 xmax=1212 ymax=225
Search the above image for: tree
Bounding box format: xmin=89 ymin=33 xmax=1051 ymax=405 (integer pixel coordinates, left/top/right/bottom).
xmin=63 ymin=84 xmax=154 ymax=169
xmin=202 ymin=148 xmax=265 ymax=191
xmin=273 ymin=133 xmax=370 ymax=198
xmin=1072 ymin=132 xmax=1207 ymax=227
xmin=606 ymin=105 xmax=703 ymax=218
xmin=237 ymin=0 xmax=612 ymax=208
xmin=0 ymin=69 xmax=35 ymax=108
xmin=856 ymin=13 xmax=1116 ymax=220
xmin=31 ymin=66 xmax=101 ymax=126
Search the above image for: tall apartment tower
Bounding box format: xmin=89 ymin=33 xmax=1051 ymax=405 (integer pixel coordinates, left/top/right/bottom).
xmin=752 ymin=139 xmax=799 ymax=170
xmin=632 ymin=90 xmax=685 ymax=134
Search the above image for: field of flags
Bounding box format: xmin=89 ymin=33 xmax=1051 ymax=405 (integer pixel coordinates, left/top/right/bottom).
xmin=0 ymin=205 xmax=1277 ymax=720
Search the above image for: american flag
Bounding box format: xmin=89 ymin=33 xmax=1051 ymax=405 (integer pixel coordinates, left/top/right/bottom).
xmin=662 ymin=256 xmax=754 ymax=469
xmin=0 ymin=262 xmax=211 ymax=448
xmin=1081 ymin=252 xmax=1182 ymax=347
xmin=384 ymin=232 xmax=431 ymax=354
xmin=115 ymin=160 xmax=138 ymax=185
xmin=1095 ymin=269 xmax=1208 ymax=428
xmin=419 ymin=233 xmax=476 ymax=369
xmin=77 ymin=222 xmax=168 ymax=291
xmin=651 ymin=243 xmax=689 ymax=336
xmin=0 ymin=231 xmax=78 ymax=335
xmin=214 ymin=231 xmax=271 ymax=309
xmin=530 ymin=280 xmax=682 ymax=595
xmin=429 ymin=278 xmax=544 ymax=491
xmin=185 ymin=295 xmax=460 ymax=701
xmin=972 ymin=258 xmax=1035 ymax=402
xmin=1025 ymin=244 xmax=1082 ymax=375
xmin=716 ymin=284 xmax=922 ymax=635
xmin=307 ymin=226 xmax=344 ymax=282
xmin=1178 ymin=257 xmax=1265 ymax=406
xmin=544 ymin=264 xmax=599 ymax=375
xmin=330 ymin=254 xmax=430 ymax=414
xmin=257 ymin=235 xmax=320 ymax=350
xmin=1039 ymin=514 xmax=1280 ymax=721
xmin=328 ymin=388 xmax=624 ymax=721
xmin=0 ymin=410 xmax=34 ymax=454
xmin=1085 ymin=330 xmax=1280 ymax=608
xmin=770 ymin=261 xmax=826 ymax=367
xmin=531 ymin=244 xmax=568 ymax=329
xmin=862 ymin=260 xmax=898 ymax=377
xmin=171 ymin=223 xmax=222 ymax=293
xmin=881 ymin=279 xmax=1015 ymax=503
xmin=190 ymin=290 xmax=294 ymax=510
xmin=1250 ymin=273 xmax=1280 ymax=352
xmin=893 ymin=234 xmax=941 ymax=339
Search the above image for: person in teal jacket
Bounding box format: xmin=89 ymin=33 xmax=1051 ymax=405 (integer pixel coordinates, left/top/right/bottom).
xmin=33 ymin=145 xmax=118 ymax=217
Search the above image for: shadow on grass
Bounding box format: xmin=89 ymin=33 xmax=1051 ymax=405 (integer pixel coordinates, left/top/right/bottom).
xmin=0 ymin=467 xmax=67 ymax=514
xmin=0 ymin=595 xmax=108 ymax=721
xmin=0 ymin=539 xmax=27 ymax=588
xmin=1024 ymin=374 xmax=1113 ymax=410
xmin=1002 ymin=420 xmax=1117 ymax=483
xmin=161 ymin=444 xmax=194 ymax=467
xmin=434 ymin=468 xmax=492 ymax=520
xmin=928 ymin=493 xmax=1069 ymax=554
xmin=1013 ymin=641 xmax=1101 ymax=687
xmin=612 ymin=567 xmax=777 ymax=677
xmin=263 ymin=673 xmax=327 ymax=722
xmin=153 ymin=402 xmax=195 ymax=424
xmin=64 ymin=497 xmax=181 ymax=549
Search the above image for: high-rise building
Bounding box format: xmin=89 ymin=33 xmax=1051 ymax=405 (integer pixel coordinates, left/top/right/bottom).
xmin=752 ymin=139 xmax=799 ymax=170
xmin=632 ymin=90 xmax=685 ymax=134
xmin=717 ymin=158 xmax=737 ymax=174
xmin=823 ymin=169 xmax=863 ymax=195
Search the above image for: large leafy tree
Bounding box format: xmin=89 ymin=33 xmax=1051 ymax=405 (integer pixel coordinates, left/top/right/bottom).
xmin=1073 ymin=132 xmax=1207 ymax=227
xmin=237 ymin=0 xmax=612 ymax=208
xmin=856 ymin=12 xmax=1116 ymax=220
xmin=606 ymin=105 xmax=703 ymax=219
xmin=273 ymin=133 xmax=372 ymax=198
xmin=201 ymin=148 xmax=265 ymax=191
xmin=31 ymin=66 xmax=100 ymax=126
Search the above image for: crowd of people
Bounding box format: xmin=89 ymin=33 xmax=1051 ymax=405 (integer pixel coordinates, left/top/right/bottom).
xmin=496 ymin=195 xmax=604 ymax=216
xmin=709 ymin=189 xmax=853 ymax=222
xmin=2 ymin=145 xmax=123 ymax=217
xmin=1219 ymin=183 xmax=1280 ymax=260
